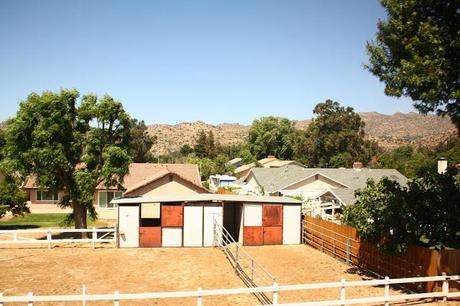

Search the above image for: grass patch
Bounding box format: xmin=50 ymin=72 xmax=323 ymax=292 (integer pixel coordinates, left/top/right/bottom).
xmin=0 ymin=213 xmax=111 ymax=230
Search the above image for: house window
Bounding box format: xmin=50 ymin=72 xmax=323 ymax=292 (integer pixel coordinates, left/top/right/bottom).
xmin=99 ymin=191 xmax=123 ymax=208
xmin=36 ymin=190 xmax=59 ymax=201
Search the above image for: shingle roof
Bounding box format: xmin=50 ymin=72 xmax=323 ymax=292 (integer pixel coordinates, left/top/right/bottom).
xmin=234 ymin=157 xmax=300 ymax=175
xmin=247 ymin=165 xmax=408 ymax=205
xmin=24 ymin=163 xmax=205 ymax=192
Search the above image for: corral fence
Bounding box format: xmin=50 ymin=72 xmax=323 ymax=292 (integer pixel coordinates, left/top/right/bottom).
xmin=302 ymin=216 xmax=460 ymax=292
xmin=0 ymin=274 xmax=459 ymax=305
xmin=0 ymin=227 xmax=117 ymax=249
xmin=213 ymin=220 xmax=275 ymax=304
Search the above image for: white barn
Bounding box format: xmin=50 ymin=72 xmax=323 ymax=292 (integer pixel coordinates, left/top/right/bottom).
xmin=112 ymin=194 xmax=302 ymax=248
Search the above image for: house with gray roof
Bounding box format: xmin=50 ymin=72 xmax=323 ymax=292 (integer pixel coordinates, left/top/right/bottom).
xmin=238 ymin=163 xmax=408 ymax=220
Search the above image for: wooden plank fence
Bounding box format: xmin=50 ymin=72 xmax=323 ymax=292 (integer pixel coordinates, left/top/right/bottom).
xmin=302 ymin=216 xmax=460 ymax=292
xmin=0 ymin=275 xmax=459 ymax=305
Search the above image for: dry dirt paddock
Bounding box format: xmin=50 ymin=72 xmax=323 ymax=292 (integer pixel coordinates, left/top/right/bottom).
xmin=244 ymin=245 xmax=460 ymax=305
xmin=0 ymin=244 xmax=457 ymax=306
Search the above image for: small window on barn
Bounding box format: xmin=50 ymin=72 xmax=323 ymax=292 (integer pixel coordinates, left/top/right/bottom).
xmin=141 ymin=203 xmax=161 ymax=227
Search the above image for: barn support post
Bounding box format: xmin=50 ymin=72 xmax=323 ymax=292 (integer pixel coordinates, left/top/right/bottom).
xmin=384 ymin=276 xmax=390 ymax=306
xmin=346 ymin=239 xmax=351 ymax=265
xmin=442 ymin=272 xmax=449 ymax=302
xmin=27 ymin=292 xmax=33 ymax=306
xmin=272 ymin=282 xmax=278 ymax=305
xmin=340 ymin=278 xmax=346 ymax=306
xmin=197 ymin=287 xmax=203 ymax=306
xmin=47 ymin=229 xmax=52 ymax=250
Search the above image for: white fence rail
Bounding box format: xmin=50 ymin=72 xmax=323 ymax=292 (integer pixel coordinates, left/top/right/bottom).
xmin=213 ymin=220 xmax=275 ymax=304
xmin=0 ymin=227 xmax=117 ymax=249
xmin=0 ymin=274 xmax=458 ymax=305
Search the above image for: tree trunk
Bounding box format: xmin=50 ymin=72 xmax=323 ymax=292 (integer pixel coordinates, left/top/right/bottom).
xmin=73 ymin=202 xmax=88 ymax=238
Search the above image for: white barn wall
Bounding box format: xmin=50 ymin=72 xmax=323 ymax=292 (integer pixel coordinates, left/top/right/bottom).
xmin=203 ymin=206 xmax=223 ymax=247
xmin=183 ymin=205 xmax=203 ymax=247
xmin=118 ymin=206 xmax=139 ymax=248
xmin=283 ymin=205 xmax=301 ymax=244
xmin=243 ymin=204 xmax=262 ymax=226
xmin=162 ymin=228 xmax=182 ymax=247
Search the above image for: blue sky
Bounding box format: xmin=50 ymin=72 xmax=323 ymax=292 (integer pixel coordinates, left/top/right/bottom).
xmin=0 ymin=0 xmax=415 ymax=125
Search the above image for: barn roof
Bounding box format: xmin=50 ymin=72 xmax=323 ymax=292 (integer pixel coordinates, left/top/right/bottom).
xmin=111 ymin=193 xmax=302 ymax=205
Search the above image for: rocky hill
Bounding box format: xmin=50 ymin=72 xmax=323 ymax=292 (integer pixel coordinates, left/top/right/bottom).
xmin=148 ymin=113 xmax=457 ymax=155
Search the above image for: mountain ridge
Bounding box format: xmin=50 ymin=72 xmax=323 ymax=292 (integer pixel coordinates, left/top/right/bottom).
xmin=147 ymin=112 xmax=457 ymax=155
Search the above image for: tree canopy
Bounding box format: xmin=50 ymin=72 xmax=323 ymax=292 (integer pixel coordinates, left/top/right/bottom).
xmin=129 ymin=119 xmax=156 ymax=163
xmin=366 ymin=0 xmax=460 ymax=131
xmin=299 ymin=100 xmax=378 ymax=167
xmin=247 ymin=116 xmax=299 ymax=160
xmin=1 ymin=90 xmax=133 ymax=229
xmin=342 ymin=169 xmax=460 ymax=253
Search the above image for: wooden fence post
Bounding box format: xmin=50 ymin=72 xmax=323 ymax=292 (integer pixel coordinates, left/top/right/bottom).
xmin=340 ymin=278 xmax=346 ymax=306
xmin=28 ymin=292 xmax=33 ymax=306
xmin=82 ymin=284 xmax=86 ymax=306
xmin=47 ymin=229 xmax=52 ymax=250
xmin=114 ymin=290 xmax=119 ymax=306
xmin=384 ymin=276 xmax=390 ymax=306
xmin=346 ymin=239 xmax=351 ymax=265
xmin=442 ymin=272 xmax=449 ymax=302
xmin=272 ymin=282 xmax=278 ymax=305
xmin=197 ymin=287 xmax=202 ymax=306
xmin=92 ymin=227 xmax=96 ymax=249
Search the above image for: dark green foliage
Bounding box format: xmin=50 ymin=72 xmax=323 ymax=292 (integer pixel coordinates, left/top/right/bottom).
xmin=300 ymin=100 xmax=379 ymax=167
xmin=129 ymin=119 xmax=156 ymax=163
xmin=2 ymin=90 xmax=132 ymax=229
xmin=247 ymin=116 xmax=299 ymax=160
xmin=343 ymin=169 xmax=460 ymax=253
xmin=179 ymin=144 xmax=193 ymax=156
xmin=377 ymin=137 xmax=460 ymax=178
xmin=0 ymin=175 xmax=29 ymax=218
xmin=193 ymin=129 xmax=217 ymax=158
xmin=366 ymin=0 xmax=460 ymax=131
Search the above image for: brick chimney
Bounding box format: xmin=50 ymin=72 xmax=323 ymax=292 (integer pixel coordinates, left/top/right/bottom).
xmin=438 ymin=158 xmax=447 ymax=174
xmin=353 ymin=162 xmax=363 ymax=171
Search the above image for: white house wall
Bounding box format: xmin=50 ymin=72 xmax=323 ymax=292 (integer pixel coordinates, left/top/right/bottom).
xmin=183 ymin=205 xmax=203 ymax=247
xmin=283 ymin=205 xmax=301 ymax=244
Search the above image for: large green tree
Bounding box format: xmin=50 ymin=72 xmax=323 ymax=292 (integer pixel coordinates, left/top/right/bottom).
xmin=366 ymin=0 xmax=460 ymax=131
xmin=247 ymin=116 xmax=298 ymax=160
xmin=343 ymin=169 xmax=460 ymax=253
xmin=2 ymin=90 xmax=133 ymax=229
xmin=300 ymin=100 xmax=378 ymax=167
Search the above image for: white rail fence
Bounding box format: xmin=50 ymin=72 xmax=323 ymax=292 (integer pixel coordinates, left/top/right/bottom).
xmin=0 ymin=227 xmax=117 ymax=249
xmin=213 ymin=220 xmax=275 ymax=304
xmin=0 ymin=274 xmax=458 ymax=305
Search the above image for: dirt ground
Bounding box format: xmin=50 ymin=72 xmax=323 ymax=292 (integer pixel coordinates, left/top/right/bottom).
xmin=0 ymin=246 xmax=257 ymax=306
xmin=0 ymin=244 xmax=458 ymax=305
xmin=243 ymin=244 xmax=460 ymax=305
